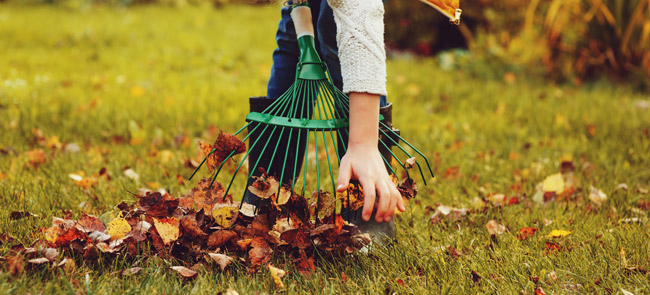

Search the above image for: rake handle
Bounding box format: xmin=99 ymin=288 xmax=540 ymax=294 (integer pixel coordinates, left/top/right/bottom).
xmin=291 ymin=5 xmax=315 ymax=38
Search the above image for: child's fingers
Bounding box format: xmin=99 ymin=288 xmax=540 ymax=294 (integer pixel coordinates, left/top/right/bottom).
xmin=396 ymin=190 xmax=406 ymax=212
xmin=384 ymin=191 xmax=397 ymax=222
xmin=360 ymin=178 xmax=376 ymax=222
xmin=336 ymin=160 xmax=352 ymax=192
xmin=374 ymin=180 xmax=391 ymax=222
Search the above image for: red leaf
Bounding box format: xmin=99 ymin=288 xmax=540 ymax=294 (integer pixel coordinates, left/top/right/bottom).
xmin=517 ymin=227 xmax=538 ymax=240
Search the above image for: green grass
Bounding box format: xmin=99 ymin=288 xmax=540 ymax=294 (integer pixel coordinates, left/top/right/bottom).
xmin=1 ymin=2 xmax=650 ymax=294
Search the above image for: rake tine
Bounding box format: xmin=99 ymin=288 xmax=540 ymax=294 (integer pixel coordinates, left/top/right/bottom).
xmin=210 ymin=149 xmax=236 ymax=190
xmin=379 ymin=121 xmax=434 ymax=179
xmin=378 ymin=129 xmax=425 ymax=185
xmin=377 ymin=126 xmax=427 ymax=183
xmin=188 ymin=148 xmax=216 ymax=181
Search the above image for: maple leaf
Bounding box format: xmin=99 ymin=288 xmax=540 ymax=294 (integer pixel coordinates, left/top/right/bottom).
xmin=7 ymin=254 xmax=24 ymax=276
xmin=271 ymin=185 xmax=292 ymax=209
xmin=199 ymin=132 xmax=246 ymax=172
xmin=208 ymin=253 xmax=234 ymax=271
xmin=120 ymin=267 xmax=142 ymax=277
xmin=170 ymin=266 xmax=197 ymax=279
xmin=179 ymin=178 xmax=232 ymax=213
xmin=153 ymin=218 xmax=180 ymax=245
xmin=268 ymin=264 xmax=286 ymax=289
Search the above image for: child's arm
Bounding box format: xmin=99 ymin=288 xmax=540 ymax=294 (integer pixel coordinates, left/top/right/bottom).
xmin=335 ymin=92 xmax=405 ymax=223
xmin=328 ymin=0 xmax=400 ymax=222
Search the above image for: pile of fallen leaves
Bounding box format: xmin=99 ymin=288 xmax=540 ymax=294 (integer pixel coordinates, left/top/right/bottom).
xmin=4 ymin=132 xmax=418 ymax=284
xmin=4 ymin=177 xmax=373 ymax=279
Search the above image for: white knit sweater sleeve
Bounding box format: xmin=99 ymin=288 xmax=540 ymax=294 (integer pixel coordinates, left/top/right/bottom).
xmin=327 ymin=0 xmax=387 ymax=96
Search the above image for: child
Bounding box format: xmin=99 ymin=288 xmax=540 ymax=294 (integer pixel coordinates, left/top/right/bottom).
xmin=244 ymin=0 xmax=403 ymax=240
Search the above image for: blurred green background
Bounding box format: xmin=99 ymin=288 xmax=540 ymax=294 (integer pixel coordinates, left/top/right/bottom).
xmin=6 ymin=0 xmax=649 ymax=90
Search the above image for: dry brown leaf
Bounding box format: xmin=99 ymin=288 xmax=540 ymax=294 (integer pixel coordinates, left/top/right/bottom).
xmin=315 ymin=190 xmax=336 ymax=218
xmin=404 ymin=157 xmax=417 ymax=169
xmin=28 ymin=257 xmax=50 ymax=265
xmin=77 ymin=213 xmax=106 ymax=233
xmin=485 ymin=220 xmax=506 ymax=236
xmin=207 ymin=230 xmax=238 ymax=249
xmin=170 ymin=266 xmax=197 ymax=279
xmin=248 ymin=176 xmax=280 ymax=200
xmin=208 ymin=253 xmax=234 ymax=271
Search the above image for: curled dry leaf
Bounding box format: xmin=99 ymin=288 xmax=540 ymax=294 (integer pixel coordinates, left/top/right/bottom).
xmin=268 ymin=264 xmax=286 ymax=289
xmin=404 ymin=157 xmax=417 ymax=169
xmin=248 ymin=175 xmax=280 ymax=200
xmin=430 ymin=205 xmax=468 ymax=224
xmin=199 ymin=132 xmax=246 ymax=172
xmin=170 ymin=266 xmax=197 ymax=279
xmin=43 ymin=248 xmax=59 ymax=261
xmin=588 ymin=186 xmax=607 ymax=206
xmin=315 ymin=190 xmax=336 ymax=218
xmin=208 ymin=253 xmax=234 ymax=271
xmin=485 ymin=220 xmax=506 ymax=236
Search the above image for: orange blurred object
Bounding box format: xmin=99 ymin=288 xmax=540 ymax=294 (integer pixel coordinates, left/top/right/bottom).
xmin=419 ymin=0 xmax=462 ymax=25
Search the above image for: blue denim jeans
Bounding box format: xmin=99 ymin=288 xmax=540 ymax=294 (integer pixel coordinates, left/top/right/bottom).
xmin=267 ymin=0 xmax=388 ymax=107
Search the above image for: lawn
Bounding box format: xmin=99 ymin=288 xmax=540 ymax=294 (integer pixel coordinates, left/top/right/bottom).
xmin=1 ymin=2 xmax=650 ymax=294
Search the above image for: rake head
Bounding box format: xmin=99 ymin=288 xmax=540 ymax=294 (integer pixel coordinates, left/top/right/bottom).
xmin=189 ymin=4 xmax=434 ymax=214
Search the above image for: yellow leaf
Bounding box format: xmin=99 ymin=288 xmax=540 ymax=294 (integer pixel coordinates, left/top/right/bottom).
xmin=212 ymin=204 xmax=239 ymax=228
xmin=153 ymin=218 xmax=180 ymax=245
xmin=107 ymin=217 xmax=132 ymax=240
xmin=542 ymin=173 xmax=565 ymax=193
xmin=44 ymin=226 xmax=61 ymax=244
xmin=268 ymin=264 xmax=286 ymax=289
xmin=547 ymin=229 xmax=572 ymax=238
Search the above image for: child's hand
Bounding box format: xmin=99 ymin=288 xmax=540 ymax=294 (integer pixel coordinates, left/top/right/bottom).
xmin=336 ymin=143 xmax=405 ymax=223
xmin=337 ymin=92 xmax=405 ymax=223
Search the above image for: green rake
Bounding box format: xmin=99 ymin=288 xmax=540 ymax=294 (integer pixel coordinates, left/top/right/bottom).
xmin=189 ymin=1 xmax=434 ymax=213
